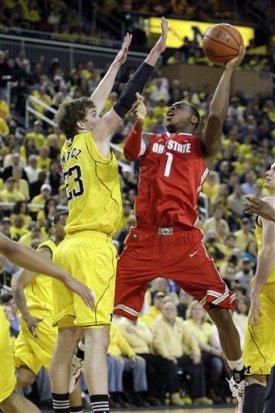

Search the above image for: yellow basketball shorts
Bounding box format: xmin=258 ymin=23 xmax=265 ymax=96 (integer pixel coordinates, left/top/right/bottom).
xmin=243 ymin=283 xmax=275 ymax=375
xmin=0 ymin=308 xmax=16 ymax=403
xmin=52 ymin=231 xmax=117 ymax=328
xmin=14 ymin=313 xmax=57 ymax=374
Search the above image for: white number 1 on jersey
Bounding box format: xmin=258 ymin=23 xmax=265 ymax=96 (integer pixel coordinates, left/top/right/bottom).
xmin=164 ymin=152 xmax=173 ymax=177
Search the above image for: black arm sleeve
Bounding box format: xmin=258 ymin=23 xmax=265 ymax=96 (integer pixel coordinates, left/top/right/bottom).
xmin=113 ymin=62 xmax=154 ymax=118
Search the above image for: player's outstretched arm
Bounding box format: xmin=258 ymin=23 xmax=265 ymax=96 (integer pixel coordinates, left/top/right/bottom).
xmin=0 ymin=234 xmax=96 ymax=309
xmin=123 ymin=93 xmax=152 ymax=161
xmin=250 ymin=197 xmax=275 ymax=325
xmin=144 ymin=16 xmax=168 ymax=66
xmin=12 ymin=266 xmax=45 ymax=337
xmin=93 ymin=18 xmax=168 ymax=142
xmin=90 ymin=33 xmax=132 ymax=114
xmin=244 ymin=196 xmax=275 ymax=222
xmin=201 ymin=46 xmax=246 ymax=164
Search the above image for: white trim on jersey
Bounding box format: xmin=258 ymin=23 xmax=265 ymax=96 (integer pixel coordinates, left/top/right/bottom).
xmin=196 ymin=167 xmax=210 ymax=193
xmin=230 ymin=293 xmax=236 ymax=303
xmin=200 ymin=285 xmax=233 ymax=307
xmin=114 ymin=304 xmax=140 ymax=317
xmin=139 ymin=139 xmax=147 ymax=157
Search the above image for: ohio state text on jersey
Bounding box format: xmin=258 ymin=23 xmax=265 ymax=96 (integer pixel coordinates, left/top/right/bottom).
xmin=136 ymin=132 xmax=209 ymax=227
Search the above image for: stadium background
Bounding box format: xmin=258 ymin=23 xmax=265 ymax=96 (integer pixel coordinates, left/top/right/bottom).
xmin=0 ymin=0 xmax=274 ymax=411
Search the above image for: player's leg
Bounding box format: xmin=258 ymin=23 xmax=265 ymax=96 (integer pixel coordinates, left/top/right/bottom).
xmin=83 ymin=326 xmax=110 ymax=412
xmin=264 ymin=365 xmax=275 ymax=413
xmin=114 ymin=228 xmax=158 ymax=319
xmin=208 ymin=307 xmax=242 ymax=363
xmin=50 ymin=326 xmax=82 ymax=413
xmin=0 ymin=308 xmax=40 ymax=413
xmin=173 ymin=236 xmax=245 ymax=412
xmin=0 ymin=392 xmax=41 ymax=413
xmin=243 ymin=285 xmax=275 ymax=413
xmin=243 ymin=375 xmax=266 ymax=413
xmin=69 ymin=381 xmax=83 ymax=413
xmin=16 ymin=366 xmax=36 ymax=389
xmin=171 ymin=232 xmax=243 ymax=365
xmin=207 ymin=307 xmax=247 ymax=413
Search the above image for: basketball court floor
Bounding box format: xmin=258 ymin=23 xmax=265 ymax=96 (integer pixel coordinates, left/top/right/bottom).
xmin=42 ymin=408 xmax=235 ymax=412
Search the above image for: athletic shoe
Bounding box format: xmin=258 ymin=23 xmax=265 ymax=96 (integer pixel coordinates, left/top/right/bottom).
xmin=227 ymin=371 xmax=247 ymax=413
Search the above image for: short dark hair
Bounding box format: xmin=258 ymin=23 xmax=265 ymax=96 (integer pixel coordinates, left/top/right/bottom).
xmin=54 ymin=210 xmax=68 ymax=224
xmin=56 ymin=97 xmax=95 ymax=139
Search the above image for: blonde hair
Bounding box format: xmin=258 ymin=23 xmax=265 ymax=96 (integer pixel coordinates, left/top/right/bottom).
xmin=186 ymin=300 xmax=209 ymax=322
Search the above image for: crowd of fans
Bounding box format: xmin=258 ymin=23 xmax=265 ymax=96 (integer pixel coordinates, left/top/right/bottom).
xmin=0 ymin=36 xmax=274 ymax=409
xmin=1 ymin=0 xmax=274 ymax=33
xmin=1 ymin=0 xmax=274 ymax=66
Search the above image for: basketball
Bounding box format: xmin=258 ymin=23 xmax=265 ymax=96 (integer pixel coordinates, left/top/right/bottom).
xmin=202 ymin=23 xmax=243 ymax=65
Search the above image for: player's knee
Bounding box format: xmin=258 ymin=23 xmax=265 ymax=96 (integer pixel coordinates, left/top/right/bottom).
xmin=84 ymin=327 xmax=110 ymax=353
xmin=209 ymin=307 xmax=234 ymax=332
xmin=16 ymin=367 xmax=36 ymax=388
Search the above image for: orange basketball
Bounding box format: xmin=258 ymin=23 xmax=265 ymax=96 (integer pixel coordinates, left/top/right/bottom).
xmin=202 ymin=23 xmax=243 ymax=65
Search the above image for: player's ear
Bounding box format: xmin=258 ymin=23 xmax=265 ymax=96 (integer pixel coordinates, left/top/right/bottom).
xmin=77 ymin=120 xmax=86 ymax=131
xmin=190 ymin=115 xmax=198 ymax=126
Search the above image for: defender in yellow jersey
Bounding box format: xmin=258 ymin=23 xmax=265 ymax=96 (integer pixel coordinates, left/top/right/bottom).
xmin=242 ymin=163 xmax=275 ymax=413
xmin=0 ymin=232 xmax=93 ymax=413
xmin=50 ymin=21 xmax=168 ymax=413
xmin=12 ymin=212 xmax=67 ymax=390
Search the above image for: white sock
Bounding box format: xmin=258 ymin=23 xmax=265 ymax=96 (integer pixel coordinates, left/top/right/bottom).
xmin=227 ymin=358 xmax=243 ymax=371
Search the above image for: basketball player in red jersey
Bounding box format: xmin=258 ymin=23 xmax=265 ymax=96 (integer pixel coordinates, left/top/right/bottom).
xmin=114 ymin=47 xmax=246 ymax=412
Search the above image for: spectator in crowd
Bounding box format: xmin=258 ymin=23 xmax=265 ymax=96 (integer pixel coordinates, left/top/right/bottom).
xmin=184 ymin=301 xmax=225 ymax=403
xmin=3 ymin=152 xmax=27 ymax=180
xmin=227 ymin=183 xmax=246 ymax=217
xmin=29 ymin=171 xmax=47 ymax=199
xmin=12 ymin=167 xmax=30 ymax=200
xmin=108 ymin=322 xmax=149 ymax=407
xmin=119 ymin=315 xmax=181 ymax=406
xmin=24 ymin=155 xmax=41 ymax=184
xmin=177 ymin=290 xmax=194 ymax=320
xmin=36 ymin=197 xmax=57 ymax=227
xmin=30 ymin=183 xmax=52 ymax=212
xmin=140 ymin=291 xmax=167 ymax=327
xmin=235 ymin=257 xmax=255 ymax=295
xmin=234 ymin=217 xmax=256 ymax=250
xmin=10 ymin=201 xmax=32 ymax=228
xmin=152 ymin=301 xmax=213 ymax=405
xmin=10 ymin=215 xmax=29 ymax=241
xmin=0 ymin=217 xmax=11 ymax=238
xmin=203 ymin=204 xmax=230 ymax=236
xmin=25 ymin=120 xmax=46 ymax=149
xmin=0 ymin=177 xmax=25 ymax=204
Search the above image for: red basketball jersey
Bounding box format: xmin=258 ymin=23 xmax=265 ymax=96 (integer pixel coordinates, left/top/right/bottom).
xmin=135 ymin=132 xmax=209 ymax=227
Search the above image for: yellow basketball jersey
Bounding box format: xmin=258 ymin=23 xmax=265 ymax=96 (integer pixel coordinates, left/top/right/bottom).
xmin=25 ymin=240 xmax=56 ymax=314
xmin=255 ymin=222 xmax=275 ymax=283
xmin=0 ymin=307 xmax=16 ymax=403
xmin=60 ymin=132 xmax=122 ymax=235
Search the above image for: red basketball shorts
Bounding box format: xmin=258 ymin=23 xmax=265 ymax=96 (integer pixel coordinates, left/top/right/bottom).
xmin=114 ymin=225 xmax=236 ymax=320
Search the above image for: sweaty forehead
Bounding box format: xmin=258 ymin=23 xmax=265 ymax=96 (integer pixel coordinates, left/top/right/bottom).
xmin=271 ymin=162 xmax=275 ymax=170
xmin=171 ymin=102 xmax=190 ymax=110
